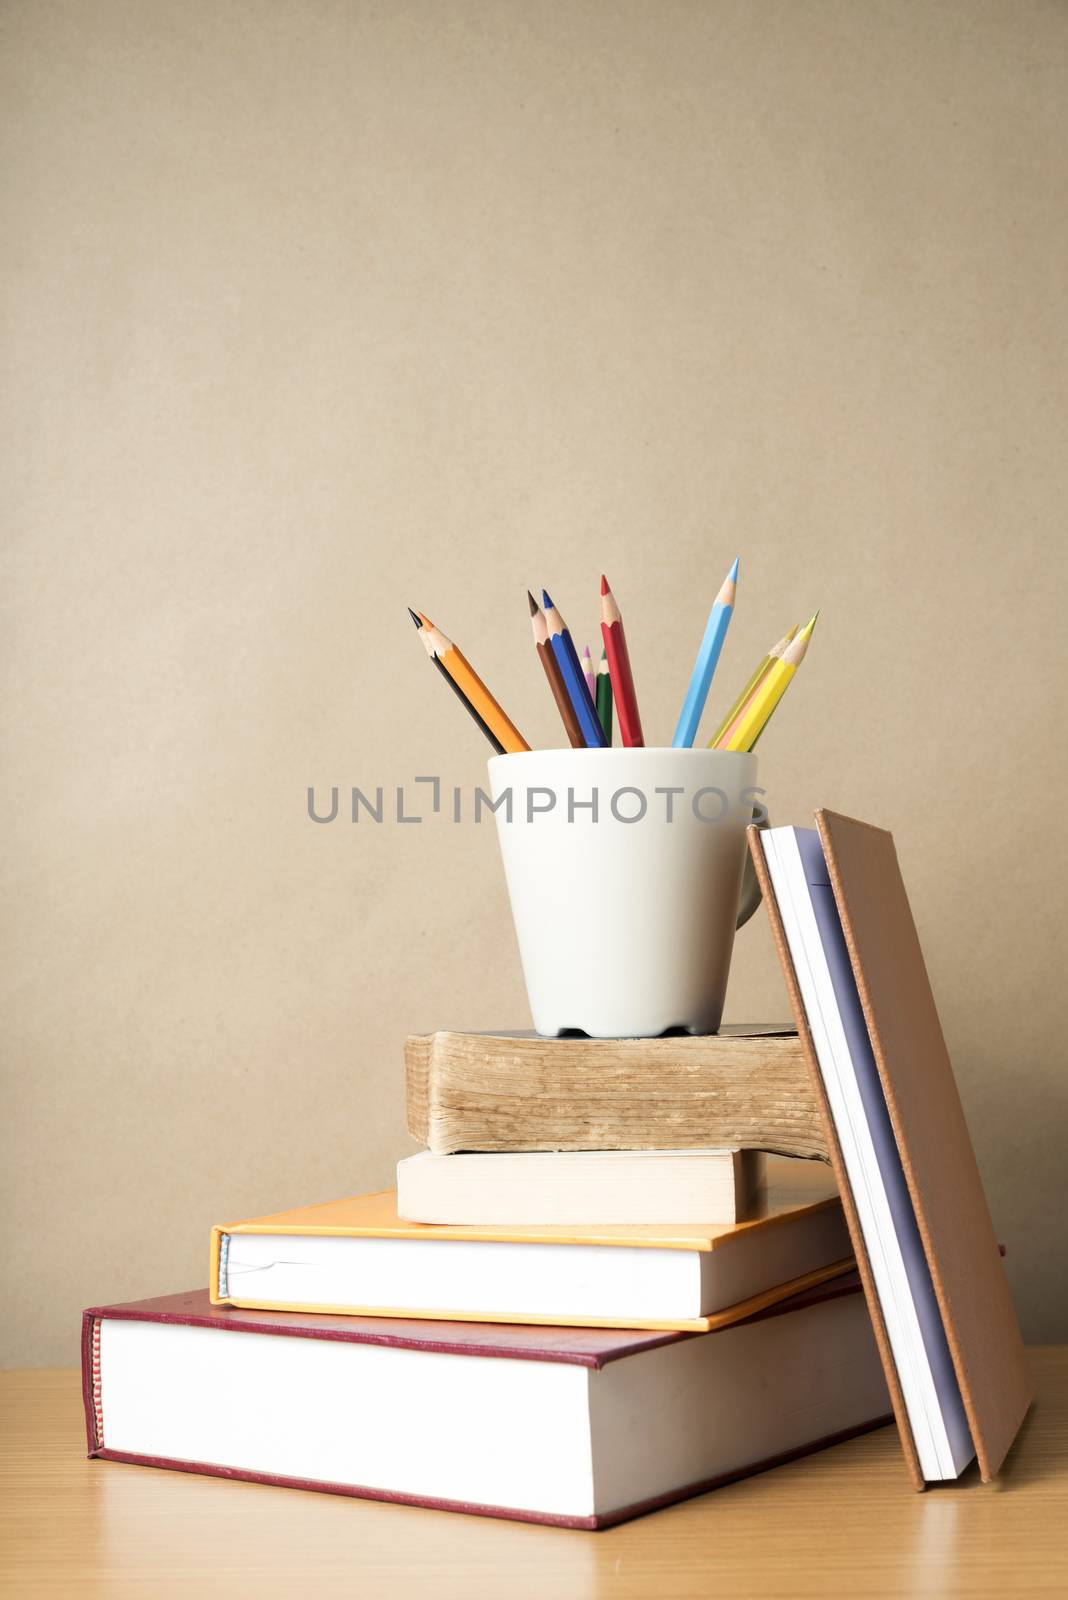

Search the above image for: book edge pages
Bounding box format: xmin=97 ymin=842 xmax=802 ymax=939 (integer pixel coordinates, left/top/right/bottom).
xmin=196 ymin=1254 xmax=854 ymax=1333
xmin=86 ymin=1411 xmax=893 ymax=1531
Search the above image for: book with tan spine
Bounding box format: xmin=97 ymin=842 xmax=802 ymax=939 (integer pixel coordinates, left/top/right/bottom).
xmin=397 ymin=1148 xmax=766 ymax=1225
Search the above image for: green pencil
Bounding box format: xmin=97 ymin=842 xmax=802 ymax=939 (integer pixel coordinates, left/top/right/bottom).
xmin=596 ymin=648 xmax=613 ymax=743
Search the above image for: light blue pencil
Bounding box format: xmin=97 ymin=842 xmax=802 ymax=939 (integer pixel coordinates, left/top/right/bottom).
xmin=671 ymin=557 xmax=739 ymax=747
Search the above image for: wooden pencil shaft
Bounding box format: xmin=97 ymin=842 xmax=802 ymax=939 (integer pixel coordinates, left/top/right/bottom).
xmin=720 ymin=620 xmax=815 ymax=752
xmin=422 ymin=619 xmax=530 ymax=754
xmin=672 ymin=559 xmax=739 ymax=748
xmin=599 ymin=578 xmax=644 ymax=748
xmin=552 ymin=635 xmax=606 ymax=746
xmin=719 ymin=660 xmax=794 ymax=751
xmin=708 ymin=656 xmax=771 ymax=748
xmin=537 ymin=640 xmax=585 ymax=747
xmin=595 ymin=656 xmax=613 ymax=743
xmin=447 ymin=645 xmax=530 ymax=754
xmin=601 ymin=619 xmax=644 ymax=747
xmin=431 ymin=655 xmax=504 ymax=753
xmin=544 ymin=599 xmax=606 ymax=747
xmin=710 ymin=626 xmax=799 ymax=749
xmin=582 ymin=647 xmax=596 ymax=700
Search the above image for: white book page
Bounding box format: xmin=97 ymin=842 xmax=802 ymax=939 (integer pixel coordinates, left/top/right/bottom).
xmin=221 ymin=1234 xmax=705 ymax=1322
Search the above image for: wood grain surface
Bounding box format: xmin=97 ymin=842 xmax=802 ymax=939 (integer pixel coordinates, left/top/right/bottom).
xmin=3 ymin=1353 xmax=1065 ymax=1599
xmin=406 ymin=1027 xmax=829 ymax=1158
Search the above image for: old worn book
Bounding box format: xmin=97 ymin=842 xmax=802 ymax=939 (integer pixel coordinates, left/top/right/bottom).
xmin=210 ymin=1158 xmax=852 ymax=1332
xmin=84 ymin=1277 xmax=890 ymax=1529
xmin=751 ymin=811 xmax=1032 ymax=1488
xmin=405 ymin=1024 xmax=827 ymax=1157
xmin=397 ymin=1148 xmax=766 ymax=1225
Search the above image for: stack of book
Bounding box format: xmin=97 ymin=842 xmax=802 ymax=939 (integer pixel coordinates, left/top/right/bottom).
xmin=84 ymin=811 xmax=1030 ymax=1524
xmin=83 ymin=1028 xmax=890 ymax=1527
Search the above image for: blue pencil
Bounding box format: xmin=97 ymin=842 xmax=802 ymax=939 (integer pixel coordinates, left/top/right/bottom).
xmin=672 ymin=557 xmax=739 ymax=747
xmin=542 ymin=590 xmax=607 ymax=748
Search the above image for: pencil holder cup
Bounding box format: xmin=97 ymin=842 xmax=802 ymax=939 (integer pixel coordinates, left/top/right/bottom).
xmin=488 ymin=748 xmax=762 ymax=1038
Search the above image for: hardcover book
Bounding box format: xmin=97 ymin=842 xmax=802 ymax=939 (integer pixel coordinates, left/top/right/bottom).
xmin=84 ymin=1276 xmax=891 ymax=1528
xmin=210 ymin=1158 xmax=853 ymax=1332
xmin=750 ymin=810 xmax=1032 ymax=1486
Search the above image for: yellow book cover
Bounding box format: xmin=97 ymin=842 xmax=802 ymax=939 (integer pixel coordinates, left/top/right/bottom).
xmin=211 ymin=1158 xmax=853 ymax=1332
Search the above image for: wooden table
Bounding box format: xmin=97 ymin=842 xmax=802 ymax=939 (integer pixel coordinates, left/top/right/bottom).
xmin=2 ymin=1353 xmax=1066 ymax=1598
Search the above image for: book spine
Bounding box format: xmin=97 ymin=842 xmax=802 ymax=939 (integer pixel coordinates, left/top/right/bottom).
xmin=209 ymin=1227 xmax=231 ymax=1305
xmin=81 ymin=1312 xmax=105 ymax=1455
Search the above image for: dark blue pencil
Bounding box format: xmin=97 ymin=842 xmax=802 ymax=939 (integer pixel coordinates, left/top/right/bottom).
xmin=542 ymin=590 xmax=607 ymax=748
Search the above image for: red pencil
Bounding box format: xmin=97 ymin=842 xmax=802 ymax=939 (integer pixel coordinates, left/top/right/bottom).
xmin=599 ymin=575 xmax=645 ymax=747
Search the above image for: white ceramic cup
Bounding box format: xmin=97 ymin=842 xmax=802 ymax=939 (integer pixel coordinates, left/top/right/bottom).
xmin=488 ymin=747 xmax=763 ymax=1038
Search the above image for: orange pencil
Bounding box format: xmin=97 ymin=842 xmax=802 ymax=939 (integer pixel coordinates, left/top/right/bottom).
xmin=414 ymin=610 xmax=530 ymax=754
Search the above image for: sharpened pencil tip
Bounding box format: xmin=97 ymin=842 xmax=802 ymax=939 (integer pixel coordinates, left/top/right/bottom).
xmin=527 ymin=590 xmax=539 ymax=617
xmin=418 ymin=610 xmax=433 ymax=629
xmin=728 ymin=557 xmax=740 ymax=582
xmin=600 ymin=574 xmax=609 ymax=596
xmin=541 ymin=589 xmax=553 ymax=610
xmin=407 ymin=607 xmax=422 ymax=629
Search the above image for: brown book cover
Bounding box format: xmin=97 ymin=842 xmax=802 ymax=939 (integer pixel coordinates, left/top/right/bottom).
xmin=748 ymin=809 xmax=1032 ymax=1487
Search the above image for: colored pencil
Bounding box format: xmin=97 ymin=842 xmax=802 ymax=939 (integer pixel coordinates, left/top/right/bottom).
xmin=528 ymin=591 xmax=584 ymax=748
xmin=707 ymin=624 xmax=799 ymax=748
xmin=717 ymin=612 xmax=818 ymax=752
xmin=542 ymin=590 xmax=607 ymax=748
xmin=582 ymin=645 xmax=596 ymax=702
xmin=412 ymin=609 xmax=530 ymax=754
xmin=599 ymin=574 xmax=645 ymax=747
xmin=672 ymin=557 xmax=739 ymax=747
xmin=596 ymin=648 xmax=613 ymax=743
xmin=408 ymin=608 xmax=504 ymax=752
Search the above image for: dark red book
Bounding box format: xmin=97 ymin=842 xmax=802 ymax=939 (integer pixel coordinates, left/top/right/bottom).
xmin=84 ymin=1275 xmax=890 ymax=1529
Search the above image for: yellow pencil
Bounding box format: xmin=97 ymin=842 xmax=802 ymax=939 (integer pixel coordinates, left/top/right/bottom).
xmin=717 ymin=613 xmax=818 ymax=752
xmin=417 ymin=612 xmax=531 ymax=754
xmin=707 ymin=624 xmax=799 ymax=748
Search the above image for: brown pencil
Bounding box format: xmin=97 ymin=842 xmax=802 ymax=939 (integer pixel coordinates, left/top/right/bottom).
xmin=528 ymin=590 xmax=584 ymax=748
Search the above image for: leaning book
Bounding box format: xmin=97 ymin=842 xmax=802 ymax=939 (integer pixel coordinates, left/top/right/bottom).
xmin=84 ymin=1278 xmax=890 ymax=1528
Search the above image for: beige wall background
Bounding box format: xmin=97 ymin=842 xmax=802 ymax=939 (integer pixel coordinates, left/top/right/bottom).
xmin=3 ymin=0 xmax=1066 ymax=1364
